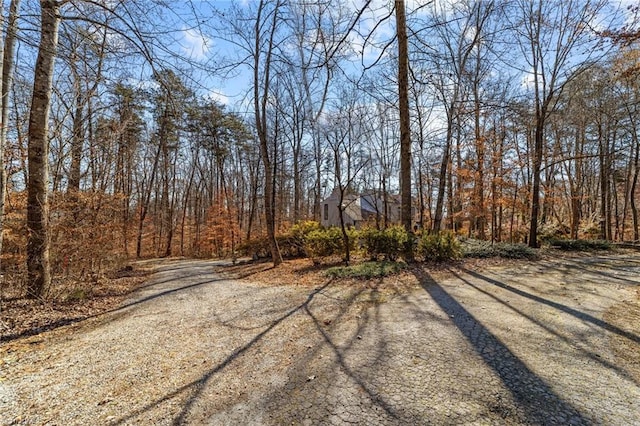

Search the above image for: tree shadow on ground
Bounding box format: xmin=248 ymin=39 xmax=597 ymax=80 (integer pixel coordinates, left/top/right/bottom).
xmin=211 ymin=259 xmax=278 ymax=279
xmin=1 ymin=316 xmax=90 ymax=343
xmin=545 ymin=255 xmax=640 ymax=287
xmin=460 ymin=267 xmax=640 ymax=345
xmin=1 ymin=271 xmax=221 ymax=343
xmin=452 ymin=269 xmax=638 ymax=384
xmin=412 ymin=267 xmax=591 ymax=425
xmin=110 ymin=281 xmax=334 ymax=426
xmin=259 ymin=282 xmax=414 ymax=423
xmin=110 ymin=272 xmax=418 ymax=425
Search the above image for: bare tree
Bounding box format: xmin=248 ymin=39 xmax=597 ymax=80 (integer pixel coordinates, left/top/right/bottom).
xmin=0 ymin=0 xmax=20 ymax=265
xmin=253 ymin=0 xmax=284 ymax=265
xmin=323 ymin=94 xmax=369 ymax=264
xmin=426 ymin=0 xmax=486 ymax=233
xmin=395 ymin=0 xmax=413 ymax=255
xmin=511 ymin=0 xmax=611 ymax=247
xmin=27 ymin=0 xmax=64 ymax=297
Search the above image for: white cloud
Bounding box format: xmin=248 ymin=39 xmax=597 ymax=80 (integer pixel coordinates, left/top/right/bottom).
xmin=521 ymin=68 xmax=543 ymax=91
xmin=207 ymin=90 xmax=229 ymax=106
xmin=181 ymin=28 xmax=212 ymax=60
xmin=125 ymin=77 xmax=158 ymax=91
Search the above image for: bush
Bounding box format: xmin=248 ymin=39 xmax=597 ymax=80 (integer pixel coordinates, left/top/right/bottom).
xmin=493 ymin=243 xmax=538 ymax=259
xmin=538 ymin=223 xmax=570 ymax=242
xmin=237 ymin=234 xmax=306 ymax=259
xmin=461 ymin=239 xmax=538 ymax=259
xmin=360 ymin=225 xmax=409 ymax=261
xmin=239 ymin=223 xmax=359 ymax=261
xmin=325 ymin=260 xmax=407 ymax=279
xmin=276 ymin=235 xmax=306 ymax=258
xmin=289 ymin=220 xmax=322 ymax=257
xmin=237 ymin=237 xmax=274 ymax=259
xmin=547 ymin=238 xmax=611 ymax=251
xmin=417 ymin=231 xmax=462 ymax=262
xmin=460 ymin=239 xmax=495 ymax=258
xmin=290 ymin=220 xmax=322 ymax=241
xmin=304 ymin=227 xmax=348 ymax=261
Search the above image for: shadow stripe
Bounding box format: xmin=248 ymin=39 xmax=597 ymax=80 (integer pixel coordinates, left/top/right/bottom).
xmin=417 ymin=272 xmax=591 ymax=425
xmin=461 ymin=268 xmax=640 ymax=345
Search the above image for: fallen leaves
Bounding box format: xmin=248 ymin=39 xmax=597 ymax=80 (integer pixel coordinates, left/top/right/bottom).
xmin=1 ymin=272 xmax=149 ymax=344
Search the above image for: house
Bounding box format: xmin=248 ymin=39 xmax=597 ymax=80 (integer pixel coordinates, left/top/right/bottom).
xmin=320 ymin=188 xmax=402 ymax=228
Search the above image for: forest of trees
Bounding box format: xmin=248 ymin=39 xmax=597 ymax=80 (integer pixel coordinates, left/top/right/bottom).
xmin=1 ymin=0 xmax=639 ymax=296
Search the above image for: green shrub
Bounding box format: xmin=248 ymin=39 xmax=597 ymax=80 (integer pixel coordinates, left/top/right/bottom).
xmin=493 ymin=242 xmax=538 ymax=259
xmin=461 ymin=239 xmax=538 ymax=259
xmin=325 ymin=260 xmax=407 ymax=279
xmin=360 ymin=225 xmax=409 ymax=261
xmin=304 ymin=227 xmax=348 ymax=260
xmin=461 ymin=239 xmax=495 ymax=258
xmin=239 ymin=223 xmax=359 ymax=261
xmin=290 ymin=220 xmax=322 ymax=240
xmin=548 ymin=238 xmax=611 ymax=251
xmin=289 ymin=220 xmax=323 ymax=257
xmin=417 ymin=231 xmax=462 ymax=261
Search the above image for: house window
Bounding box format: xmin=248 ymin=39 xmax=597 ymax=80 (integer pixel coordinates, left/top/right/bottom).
xmin=324 ymin=204 xmax=329 ymax=221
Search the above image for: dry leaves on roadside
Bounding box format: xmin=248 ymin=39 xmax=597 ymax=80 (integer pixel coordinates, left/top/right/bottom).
xmin=0 ymin=271 xmax=149 ymax=344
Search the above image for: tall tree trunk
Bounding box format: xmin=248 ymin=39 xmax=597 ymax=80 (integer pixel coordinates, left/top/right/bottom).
xmin=598 ymin=123 xmax=611 ymax=240
xmin=292 ymin=134 xmax=301 ymax=223
xmin=473 ymin=61 xmax=485 ymax=239
xmin=396 ymin=0 xmax=413 ymax=248
xmin=161 ymin=140 xmax=172 ymax=257
xmin=180 ymin=151 xmax=197 ymax=256
xmin=568 ymin=125 xmax=585 ymax=239
xmin=334 ymin=151 xmax=350 ymax=265
xmin=27 ymin=0 xmax=61 ymax=297
xmin=314 ymin=139 xmax=322 ymax=221
xmin=528 ymin=116 xmax=544 ymax=248
xmin=136 ymin=140 xmax=162 ymax=258
xmin=246 ymin=160 xmax=259 ymax=242
xmin=68 ymin=93 xmax=83 ymax=192
xmin=631 ymin=132 xmax=639 ymax=241
xmin=415 ymin=101 xmax=427 ymax=229
xmin=433 ymin=119 xmax=452 ymax=233
xmin=0 ymin=0 xmax=20 ymax=265
xmin=254 ymin=0 xmax=282 ymax=266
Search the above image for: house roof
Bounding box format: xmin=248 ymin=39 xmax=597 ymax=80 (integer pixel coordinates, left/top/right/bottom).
xmin=360 ymin=195 xmax=378 ymax=214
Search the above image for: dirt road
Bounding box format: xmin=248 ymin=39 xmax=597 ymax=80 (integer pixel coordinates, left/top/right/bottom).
xmin=1 ymin=254 xmax=639 ymax=425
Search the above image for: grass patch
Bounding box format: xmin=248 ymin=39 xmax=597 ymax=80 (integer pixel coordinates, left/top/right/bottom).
xmin=548 ymin=239 xmax=611 ymax=251
xmin=325 ymin=261 xmax=407 ymax=279
xmin=462 ymin=239 xmax=538 ymax=259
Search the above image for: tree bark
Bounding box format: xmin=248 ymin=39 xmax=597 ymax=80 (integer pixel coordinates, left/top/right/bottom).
xmin=528 ymin=116 xmax=545 ymax=248
xmin=27 ymin=0 xmax=61 ymax=297
xmin=395 ymin=0 xmax=414 ymax=258
xmin=0 ymin=0 xmax=20 ymax=264
xmin=68 ymin=92 xmax=83 ymax=192
xmin=473 ymin=53 xmax=485 ymax=239
xmin=433 ymin=116 xmax=452 ymax=233
xmin=254 ymin=0 xmax=283 ymax=266
xmin=136 ymin=139 xmax=162 ymax=258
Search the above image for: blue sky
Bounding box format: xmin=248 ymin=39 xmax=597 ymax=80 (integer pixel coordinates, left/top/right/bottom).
xmin=167 ymin=0 xmax=638 ymax=112
xmin=168 ymin=1 xmax=401 ymax=109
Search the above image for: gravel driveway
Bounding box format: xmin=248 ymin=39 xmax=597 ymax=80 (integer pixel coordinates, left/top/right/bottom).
xmin=1 ymin=254 xmax=639 ymax=425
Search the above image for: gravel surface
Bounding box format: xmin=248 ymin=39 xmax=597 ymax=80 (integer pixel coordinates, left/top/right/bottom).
xmin=1 ymin=254 xmax=639 ymax=425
